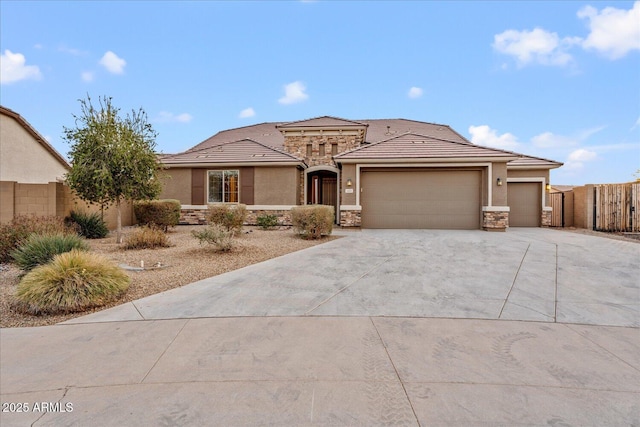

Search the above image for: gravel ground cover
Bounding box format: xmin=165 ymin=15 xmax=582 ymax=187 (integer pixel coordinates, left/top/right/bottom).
xmin=1 ymin=225 xmax=336 ymax=328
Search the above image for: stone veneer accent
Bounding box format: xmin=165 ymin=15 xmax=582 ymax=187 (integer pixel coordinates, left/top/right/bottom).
xmin=482 ymin=210 xmax=509 ymax=231
xmin=283 ymin=133 xmax=364 ymax=167
xmin=340 ymin=210 xmax=362 ymax=227
xmin=541 ymin=209 xmax=552 ymax=227
xmin=179 ymin=207 xmax=293 ymax=226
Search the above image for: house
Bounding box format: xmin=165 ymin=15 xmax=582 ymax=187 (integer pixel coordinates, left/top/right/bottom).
xmin=0 ymin=106 xmax=71 ymax=223
xmin=159 ymin=116 xmax=562 ymax=230
xmin=0 ymin=106 xmax=135 ymax=228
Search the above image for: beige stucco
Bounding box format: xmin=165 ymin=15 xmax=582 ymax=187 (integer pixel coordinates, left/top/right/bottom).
xmin=492 ymin=162 xmax=508 ymax=206
xmin=159 ymin=168 xmax=192 ymax=204
xmin=254 ymin=167 xmax=299 ymax=205
xmin=0 ymin=114 xmax=69 ymax=184
xmin=340 ymin=164 xmax=357 ymax=206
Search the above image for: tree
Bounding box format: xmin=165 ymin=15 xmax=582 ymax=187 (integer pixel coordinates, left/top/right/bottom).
xmin=64 ymin=95 xmax=162 ymax=243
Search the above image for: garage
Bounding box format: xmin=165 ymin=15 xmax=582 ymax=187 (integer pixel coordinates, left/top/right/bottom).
xmin=508 ymin=182 xmax=541 ymax=227
xmin=361 ymin=169 xmax=482 ymax=229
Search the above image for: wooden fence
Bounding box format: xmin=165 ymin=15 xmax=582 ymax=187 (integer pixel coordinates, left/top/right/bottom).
xmin=550 ymin=191 xmax=574 ymax=228
xmin=594 ymin=182 xmax=639 ymax=232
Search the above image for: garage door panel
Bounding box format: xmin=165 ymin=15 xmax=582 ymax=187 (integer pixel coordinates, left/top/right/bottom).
xmin=508 ymin=182 xmax=541 ymax=227
xmin=361 ymin=170 xmax=481 ymax=229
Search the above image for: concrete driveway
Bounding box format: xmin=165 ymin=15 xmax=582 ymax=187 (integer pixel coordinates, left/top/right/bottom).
xmin=2 ymin=228 xmax=639 ymax=426
xmin=67 ymin=228 xmax=640 ymax=327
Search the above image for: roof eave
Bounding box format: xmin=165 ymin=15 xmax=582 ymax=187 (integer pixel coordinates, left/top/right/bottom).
xmin=335 ymin=156 xmax=519 ymax=164
xmin=162 ymin=161 xmax=305 ymax=168
xmin=507 ymin=163 xmax=563 ymax=170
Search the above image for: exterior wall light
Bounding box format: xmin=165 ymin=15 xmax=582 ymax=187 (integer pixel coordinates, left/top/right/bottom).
xmin=346 ymin=178 xmax=353 ymax=187
xmin=496 ymin=178 xmax=503 ymax=186
xmin=546 ymin=183 xmax=551 ymax=191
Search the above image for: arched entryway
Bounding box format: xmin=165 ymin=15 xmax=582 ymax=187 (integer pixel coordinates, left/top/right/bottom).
xmin=305 ymin=166 xmax=339 ymax=223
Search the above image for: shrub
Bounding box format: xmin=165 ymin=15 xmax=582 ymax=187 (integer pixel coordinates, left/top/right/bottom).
xmin=134 ymin=199 xmax=181 ymax=231
xmin=257 ymin=214 xmax=279 ymax=230
xmin=65 ymin=210 xmax=109 ymax=239
xmin=123 ymin=226 xmax=170 ymax=250
xmin=191 ymin=224 xmax=234 ymax=252
xmin=0 ymin=215 xmax=73 ymax=263
xmin=291 ymin=205 xmax=334 ymax=239
xmin=11 ymin=233 xmax=90 ymax=271
xmin=206 ymin=204 xmax=247 ymax=235
xmin=15 ymin=249 xmax=130 ymax=314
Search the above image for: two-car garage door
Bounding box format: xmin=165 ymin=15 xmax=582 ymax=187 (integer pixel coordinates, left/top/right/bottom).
xmin=361 ymin=169 xmax=481 ymax=229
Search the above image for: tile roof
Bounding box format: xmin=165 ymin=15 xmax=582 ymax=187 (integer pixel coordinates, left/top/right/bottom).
xmin=335 ymin=133 xmax=520 ymax=161
xmin=163 ymin=139 xmax=302 ymax=165
xmin=507 ymin=154 xmax=563 ymax=168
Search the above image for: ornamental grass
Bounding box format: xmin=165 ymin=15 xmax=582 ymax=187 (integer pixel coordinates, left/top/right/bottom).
xmin=15 ymin=249 xmax=130 ymax=314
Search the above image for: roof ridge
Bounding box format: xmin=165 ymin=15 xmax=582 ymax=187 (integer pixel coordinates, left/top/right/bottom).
xmin=277 ymin=115 xmax=368 ymax=127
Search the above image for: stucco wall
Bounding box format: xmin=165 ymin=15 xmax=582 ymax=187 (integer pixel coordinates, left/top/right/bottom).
xmin=0 ymin=114 xmax=68 ymax=184
xmin=492 ymin=163 xmax=508 ymax=206
xmin=340 ymin=164 xmax=357 ymax=206
xmin=159 ymin=168 xmax=192 ymax=204
xmin=254 ymin=167 xmax=298 ymax=205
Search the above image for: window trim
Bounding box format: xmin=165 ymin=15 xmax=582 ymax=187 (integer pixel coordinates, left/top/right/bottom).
xmin=207 ymin=169 xmax=240 ymax=203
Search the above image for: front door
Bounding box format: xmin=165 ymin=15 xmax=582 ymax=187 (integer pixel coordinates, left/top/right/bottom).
xmin=307 ymin=171 xmax=338 ymax=222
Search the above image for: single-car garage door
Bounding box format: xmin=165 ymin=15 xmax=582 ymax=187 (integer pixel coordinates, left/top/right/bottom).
xmin=361 ymin=169 xmax=481 ymax=229
xmin=508 ymin=182 xmax=541 ymax=227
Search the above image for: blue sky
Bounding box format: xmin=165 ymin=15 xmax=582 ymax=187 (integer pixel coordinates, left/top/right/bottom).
xmin=1 ymin=0 xmax=639 ymax=185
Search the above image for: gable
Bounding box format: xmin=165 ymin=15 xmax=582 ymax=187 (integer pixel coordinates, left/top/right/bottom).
xmin=0 ymin=106 xmax=70 ymax=184
xmin=276 ymin=116 xmax=367 ymax=129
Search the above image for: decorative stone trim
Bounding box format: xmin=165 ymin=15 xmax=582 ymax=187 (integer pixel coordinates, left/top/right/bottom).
xmin=483 ymin=209 xmax=508 ymax=232
xmin=179 ymin=206 xmax=295 ymax=226
xmin=340 ymin=209 xmax=362 ymax=227
xmin=541 ymin=208 xmax=552 ymax=227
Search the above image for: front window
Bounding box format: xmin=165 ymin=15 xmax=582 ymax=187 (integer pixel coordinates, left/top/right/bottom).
xmin=208 ymin=170 xmax=239 ymax=203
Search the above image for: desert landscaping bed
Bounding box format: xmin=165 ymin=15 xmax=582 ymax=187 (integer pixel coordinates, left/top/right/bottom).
xmin=0 ymin=225 xmax=337 ymax=328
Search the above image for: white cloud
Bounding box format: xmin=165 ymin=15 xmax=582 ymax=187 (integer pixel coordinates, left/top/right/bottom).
xmin=493 ymin=28 xmax=580 ymax=67
xmin=468 ymin=125 xmax=520 ymax=150
xmin=155 ymin=111 xmax=193 ymax=123
xmin=408 ymin=86 xmax=423 ymax=98
xmin=59 ymin=45 xmax=87 ymax=56
xmin=532 ymin=126 xmax=605 ymax=149
xmin=0 ymin=50 xmax=42 ymax=84
xmin=239 ymin=107 xmax=255 ymax=118
xmin=564 ymin=148 xmax=597 ymax=170
xmin=632 ymin=116 xmax=640 ymax=131
xmin=99 ymin=51 xmax=126 ymax=74
xmin=278 ymin=81 xmax=308 ymax=105
xmin=578 ymin=1 xmax=640 ymax=59
xmin=81 ymin=71 xmax=94 ymax=82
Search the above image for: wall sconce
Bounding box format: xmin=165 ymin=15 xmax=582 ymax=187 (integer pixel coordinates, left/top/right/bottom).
xmin=346 ymin=178 xmax=353 ymax=187
xmin=496 ymin=178 xmax=503 ymax=186
xmin=546 ymin=183 xmax=551 ymax=191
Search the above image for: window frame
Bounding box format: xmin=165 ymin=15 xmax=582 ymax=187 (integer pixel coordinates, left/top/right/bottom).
xmin=207 ymin=169 xmax=240 ymax=203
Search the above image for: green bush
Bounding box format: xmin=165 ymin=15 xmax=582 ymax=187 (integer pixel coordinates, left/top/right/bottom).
xmin=206 ymin=204 xmax=247 ymax=235
xmin=124 ymin=226 xmax=170 ymax=250
xmin=65 ymin=210 xmax=109 ymax=239
xmin=0 ymin=215 xmax=73 ymax=263
xmin=191 ymin=224 xmax=234 ymax=252
xmin=134 ymin=199 xmax=181 ymax=231
xmin=15 ymin=249 xmax=130 ymax=314
xmin=291 ymin=205 xmax=334 ymax=239
xmin=11 ymin=233 xmax=90 ymax=271
xmin=257 ymin=214 xmax=279 ymax=230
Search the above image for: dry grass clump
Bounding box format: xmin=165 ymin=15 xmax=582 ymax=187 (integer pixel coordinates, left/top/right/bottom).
xmin=11 ymin=233 xmax=90 ymax=271
xmin=0 ymin=215 xmax=75 ymax=263
xmin=124 ymin=226 xmax=170 ymax=249
xmin=15 ymin=249 xmax=130 ymax=314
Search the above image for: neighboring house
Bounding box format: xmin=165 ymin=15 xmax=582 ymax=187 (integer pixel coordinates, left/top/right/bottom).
xmin=159 ymin=116 xmax=562 ymax=230
xmin=0 ymin=106 xmax=71 ymax=223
